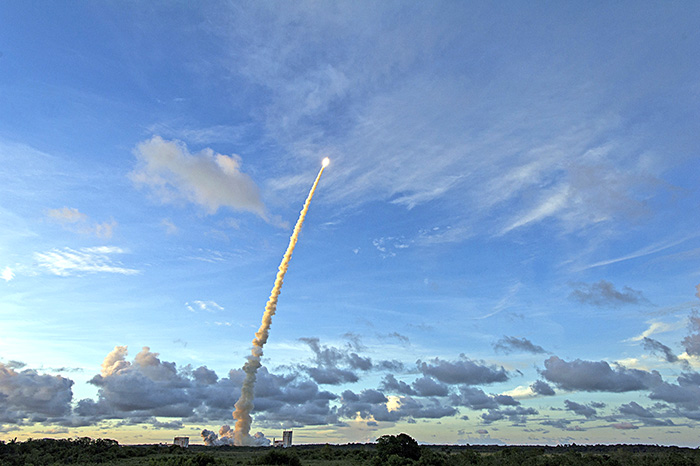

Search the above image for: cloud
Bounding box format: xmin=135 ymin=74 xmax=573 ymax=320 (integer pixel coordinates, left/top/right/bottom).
xmin=581 ymin=237 xmax=693 ymax=271
xmin=298 ymin=337 xmax=373 ymax=385
xmin=381 ymin=374 xmax=416 ymax=396
xmin=339 ymin=389 xmax=456 ymax=423
xmin=131 ymin=136 xmax=266 ymax=219
xmin=541 ymin=356 xmax=662 ymax=392
xmin=1 ymin=266 xmax=14 ymax=282
xmin=0 ymin=362 xmax=74 ymax=424
xmin=161 ymin=218 xmax=178 ymax=234
xmin=417 ymin=355 xmax=508 ymax=385
xmin=611 ymin=422 xmax=638 ymax=430
xmin=34 ymin=247 xmax=139 ymax=276
xmin=47 ymin=207 xmax=87 ymax=223
xmin=628 ymin=320 xmax=683 ymax=342
xmin=482 ymin=406 xmax=538 ymax=424
xmin=564 ymin=400 xmax=598 ymax=418
xmin=411 ymin=376 xmax=450 ymax=397
xmin=450 ymin=387 xmax=498 ymax=410
xmin=46 ymin=207 xmax=116 ymax=239
xmin=372 ymin=236 xmax=410 ymax=258
xmin=682 ymin=312 xmax=700 ymax=356
xmin=76 ymin=346 xmax=339 ymax=428
xmin=214 ymin=2 xmax=670 ymax=239
xmin=618 ymin=401 xmax=656 ymax=419
xmin=642 ymin=337 xmax=678 ymax=363
xmin=186 ymin=300 xmax=224 ymax=313
xmin=569 ymin=280 xmax=646 ymax=307
xmin=530 ymin=380 xmax=556 ymax=396
xmin=305 ymin=367 xmax=358 ymax=385
xmin=493 ymin=336 xmax=548 ymax=354
xmin=648 ymin=372 xmax=700 ymax=417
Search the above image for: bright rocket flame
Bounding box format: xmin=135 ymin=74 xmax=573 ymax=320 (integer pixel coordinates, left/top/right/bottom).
xmin=231 ymin=161 xmax=328 ymax=445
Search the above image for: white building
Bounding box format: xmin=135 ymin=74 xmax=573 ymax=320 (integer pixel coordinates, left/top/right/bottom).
xmin=282 ymin=430 xmax=292 ymax=448
xmin=173 ymin=437 xmax=189 ymax=448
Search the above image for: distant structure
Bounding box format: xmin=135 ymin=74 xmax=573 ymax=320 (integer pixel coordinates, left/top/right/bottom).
xmin=272 ymin=430 xmax=293 ymax=448
xmin=282 ymin=430 xmax=292 ymax=448
xmin=173 ymin=437 xmax=189 ymax=448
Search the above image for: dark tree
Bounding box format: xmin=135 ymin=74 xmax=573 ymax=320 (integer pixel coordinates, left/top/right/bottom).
xmin=376 ymin=433 xmax=422 ymax=462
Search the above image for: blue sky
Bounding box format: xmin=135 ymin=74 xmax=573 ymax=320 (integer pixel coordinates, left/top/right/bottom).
xmin=1 ymin=1 xmax=700 ymax=446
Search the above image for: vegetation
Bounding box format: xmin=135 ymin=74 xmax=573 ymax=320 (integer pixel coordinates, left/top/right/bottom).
xmin=2 ymin=434 xmax=700 ymax=466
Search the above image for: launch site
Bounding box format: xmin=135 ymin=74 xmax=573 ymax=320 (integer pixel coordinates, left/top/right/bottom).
xmin=2 ymin=1 xmax=700 ymax=464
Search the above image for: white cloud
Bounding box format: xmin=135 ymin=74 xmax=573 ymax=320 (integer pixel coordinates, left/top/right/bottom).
xmin=211 ymin=3 xmax=673 ymax=242
xmin=34 ymin=247 xmax=139 ymax=276
xmin=627 ymin=320 xmax=685 ymax=342
xmin=161 ymin=218 xmax=178 ymax=235
xmin=46 ymin=207 xmax=116 ymax=239
xmin=131 ymin=136 xmax=266 ymax=219
xmin=500 ymin=385 xmax=536 ymax=399
xmin=47 ymin=207 xmax=87 ymax=223
xmin=501 ymin=186 xmax=570 ymax=234
xmin=2 ymin=266 xmax=14 ymax=282
xmin=186 ymin=300 xmax=224 ymax=313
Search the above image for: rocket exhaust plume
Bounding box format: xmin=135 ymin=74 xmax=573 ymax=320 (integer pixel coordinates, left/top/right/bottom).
xmin=231 ymin=157 xmax=329 ymax=445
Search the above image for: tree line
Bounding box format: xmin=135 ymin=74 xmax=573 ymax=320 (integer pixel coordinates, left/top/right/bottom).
xmin=2 ymin=434 xmax=700 ymax=465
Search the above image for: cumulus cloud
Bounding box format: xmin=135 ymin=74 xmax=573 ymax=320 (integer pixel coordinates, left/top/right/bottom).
xmin=541 ymin=356 xmax=662 ymax=392
xmin=530 ymin=380 xmax=556 ymax=396
xmin=417 ymin=355 xmax=508 ymax=385
xmin=0 ymin=362 xmax=74 ymax=424
xmin=46 ymin=207 xmax=116 ymax=239
xmin=482 ymin=406 xmax=538 ymax=424
xmin=131 ymin=136 xmax=266 ymax=219
xmin=339 ymin=389 xmax=456 ymax=422
xmin=297 ymin=337 xmax=381 ymax=385
xmin=75 ymin=345 xmax=338 ymax=428
xmin=682 ymin=312 xmax=700 ymax=356
xmin=564 ymin=400 xmax=598 ymax=418
xmin=411 ymin=376 xmax=450 ymax=397
xmin=451 ymin=387 xmax=498 ymax=410
xmin=381 ymin=374 xmax=416 ymax=396
xmin=618 ymin=401 xmax=655 ymax=419
xmin=493 ymin=336 xmax=548 ymax=354
xmin=648 ymin=372 xmax=700 ymax=418
xmin=34 ymin=246 xmax=139 ymax=276
xmin=569 ymin=280 xmax=646 ymax=307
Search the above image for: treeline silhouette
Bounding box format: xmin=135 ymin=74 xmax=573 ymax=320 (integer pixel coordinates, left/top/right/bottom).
xmin=2 ymin=434 xmax=700 ymax=465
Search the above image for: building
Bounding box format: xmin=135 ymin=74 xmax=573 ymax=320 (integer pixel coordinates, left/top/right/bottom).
xmin=282 ymin=430 xmax=292 ymax=448
xmin=173 ymin=437 xmax=189 ymax=448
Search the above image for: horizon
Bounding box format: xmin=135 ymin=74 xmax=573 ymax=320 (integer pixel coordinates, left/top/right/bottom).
xmin=2 ymin=1 xmax=700 ymax=448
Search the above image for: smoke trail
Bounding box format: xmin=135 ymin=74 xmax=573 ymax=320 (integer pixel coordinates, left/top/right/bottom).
xmin=232 ymin=158 xmax=329 ymax=445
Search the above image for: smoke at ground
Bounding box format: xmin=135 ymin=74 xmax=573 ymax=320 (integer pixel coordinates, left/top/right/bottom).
xmin=201 ymin=426 xmax=270 ymax=446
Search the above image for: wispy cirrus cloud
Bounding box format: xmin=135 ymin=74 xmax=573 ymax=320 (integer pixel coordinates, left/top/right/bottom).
xmin=34 ymin=246 xmax=139 ymax=276
xmin=208 ymin=3 xmax=674 ymax=243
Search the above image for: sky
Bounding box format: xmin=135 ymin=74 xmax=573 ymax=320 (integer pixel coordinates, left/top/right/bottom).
xmin=1 ymin=1 xmax=700 ymax=447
